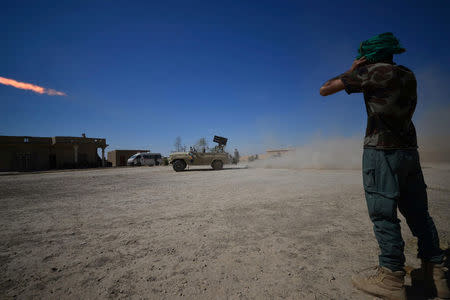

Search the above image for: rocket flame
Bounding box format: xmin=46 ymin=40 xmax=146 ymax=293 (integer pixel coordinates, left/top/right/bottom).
xmin=0 ymin=76 xmax=66 ymax=96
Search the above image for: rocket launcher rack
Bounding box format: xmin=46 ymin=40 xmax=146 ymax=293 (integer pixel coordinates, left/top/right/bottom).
xmin=213 ymin=136 xmax=227 ymax=146
xmin=213 ymin=136 xmax=227 ymax=152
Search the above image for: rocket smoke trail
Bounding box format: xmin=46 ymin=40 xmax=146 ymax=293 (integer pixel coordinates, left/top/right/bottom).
xmin=0 ymin=76 xmax=66 ymax=96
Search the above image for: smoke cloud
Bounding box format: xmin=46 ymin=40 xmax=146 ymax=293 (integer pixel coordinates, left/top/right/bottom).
xmin=0 ymin=76 xmax=66 ymax=96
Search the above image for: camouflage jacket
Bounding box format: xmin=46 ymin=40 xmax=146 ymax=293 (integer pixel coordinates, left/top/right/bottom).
xmin=340 ymin=62 xmax=418 ymax=149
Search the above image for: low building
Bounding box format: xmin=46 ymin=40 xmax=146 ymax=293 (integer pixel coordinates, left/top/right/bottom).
xmin=0 ymin=134 xmax=108 ymax=171
xmin=265 ymin=148 xmax=293 ymax=158
xmin=240 ymin=148 xmax=293 ymax=162
xmin=107 ymin=150 xmax=149 ymax=167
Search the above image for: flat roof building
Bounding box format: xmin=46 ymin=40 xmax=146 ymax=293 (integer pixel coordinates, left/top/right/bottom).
xmin=0 ymin=134 xmax=107 ymax=171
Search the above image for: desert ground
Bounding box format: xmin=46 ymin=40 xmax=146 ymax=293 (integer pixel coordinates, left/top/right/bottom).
xmin=0 ymin=164 xmax=449 ymax=299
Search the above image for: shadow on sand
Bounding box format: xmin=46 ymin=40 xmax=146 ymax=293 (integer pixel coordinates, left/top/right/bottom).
xmin=406 ymin=284 xmax=429 ymax=300
xmin=405 ymin=248 xmax=449 ymax=300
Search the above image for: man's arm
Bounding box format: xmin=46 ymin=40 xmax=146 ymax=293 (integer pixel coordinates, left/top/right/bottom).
xmin=319 ymin=57 xmax=367 ymax=96
xmin=319 ymin=75 xmax=345 ymax=96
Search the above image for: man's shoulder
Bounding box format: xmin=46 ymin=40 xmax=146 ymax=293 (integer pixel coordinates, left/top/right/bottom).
xmin=367 ymin=63 xmax=414 ymax=74
xmin=366 ymin=62 xmax=395 ymax=72
xmin=395 ymin=65 xmax=416 ymax=79
xmin=363 ymin=63 xmax=415 ymax=83
xmin=354 ymin=63 xmax=394 ymax=80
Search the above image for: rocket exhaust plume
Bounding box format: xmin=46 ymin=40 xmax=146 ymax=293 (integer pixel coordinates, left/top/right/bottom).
xmin=0 ymin=76 xmax=66 ymax=96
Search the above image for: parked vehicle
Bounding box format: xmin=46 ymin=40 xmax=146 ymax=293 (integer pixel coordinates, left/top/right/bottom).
xmin=127 ymin=152 xmax=162 ymax=166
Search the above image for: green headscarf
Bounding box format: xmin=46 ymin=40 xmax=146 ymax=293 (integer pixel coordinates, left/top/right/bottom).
xmin=357 ymin=32 xmax=406 ymax=62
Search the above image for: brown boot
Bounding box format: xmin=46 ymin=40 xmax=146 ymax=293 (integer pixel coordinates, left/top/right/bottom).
xmin=352 ymin=266 xmax=406 ymax=300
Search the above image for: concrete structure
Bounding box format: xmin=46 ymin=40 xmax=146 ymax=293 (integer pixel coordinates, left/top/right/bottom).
xmin=0 ymin=134 xmax=108 ymax=171
xmin=107 ymin=150 xmax=149 ymax=167
xmin=240 ymin=148 xmax=294 ymax=162
xmin=265 ymin=148 xmax=293 ymax=158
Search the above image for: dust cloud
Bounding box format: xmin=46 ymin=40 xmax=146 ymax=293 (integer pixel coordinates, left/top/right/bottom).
xmin=416 ymin=106 xmax=450 ymax=164
xmin=248 ymin=106 xmax=450 ymax=170
xmin=249 ymin=137 xmax=363 ymax=170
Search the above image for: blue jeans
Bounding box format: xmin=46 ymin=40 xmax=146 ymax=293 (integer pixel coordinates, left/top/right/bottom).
xmin=362 ymin=148 xmax=444 ymax=271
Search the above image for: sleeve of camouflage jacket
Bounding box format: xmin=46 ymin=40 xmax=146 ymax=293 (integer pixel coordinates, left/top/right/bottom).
xmin=339 ymin=66 xmax=369 ymax=94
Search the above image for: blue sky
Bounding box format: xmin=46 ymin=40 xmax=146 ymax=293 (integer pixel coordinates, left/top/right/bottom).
xmin=1 ymin=1 xmax=449 ymax=155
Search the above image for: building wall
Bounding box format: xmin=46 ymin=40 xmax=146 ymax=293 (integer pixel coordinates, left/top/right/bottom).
xmin=0 ymin=135 xmax=107 ymax=171
xmin=107 ymin=150 xmax=148 ymax=167
xmin=107 ymin=151 xmax=117 ymax=166
xmin=266 ymin=149 xmax=291 ymax=157
xmin=54 ymin=145 xmax=73 ymax=168
xmin=0 ymin=148 xmax=13 ymax=171
xmin=0 ymin=137 xmax=52 ymax=171
xmin=52 ymin=144 xmax=101 ymax=168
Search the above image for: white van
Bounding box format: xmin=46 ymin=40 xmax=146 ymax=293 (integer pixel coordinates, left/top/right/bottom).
xmin=127 ymin=152 xmax=162 ymax=166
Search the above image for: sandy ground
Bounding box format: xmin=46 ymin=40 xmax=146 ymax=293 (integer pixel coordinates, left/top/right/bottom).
xmin=0 ymin=165 xmax=449 ymax=299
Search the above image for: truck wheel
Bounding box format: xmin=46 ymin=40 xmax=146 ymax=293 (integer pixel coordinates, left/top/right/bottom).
xmin=173 ymin=160 xmax=186 ymax=172
xmin=212 ymin=160 xmax=223 ymax=170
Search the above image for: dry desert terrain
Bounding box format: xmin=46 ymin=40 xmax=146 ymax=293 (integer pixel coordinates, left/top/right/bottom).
xmin=1 ymin=165 xmax=449 ymax=299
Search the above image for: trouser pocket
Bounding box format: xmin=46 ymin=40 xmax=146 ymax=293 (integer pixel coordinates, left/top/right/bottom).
xmin=363 ymin=168 xmax=376 ymax=191
xmin=362 ymin=149 xmax=399 ymax=198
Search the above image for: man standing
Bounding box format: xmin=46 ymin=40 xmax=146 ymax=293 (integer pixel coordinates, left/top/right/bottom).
xmin=319 ymin=33 xmax=448 ymax=300
xmin=234 ymin=148 xmax=240 ymax=164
